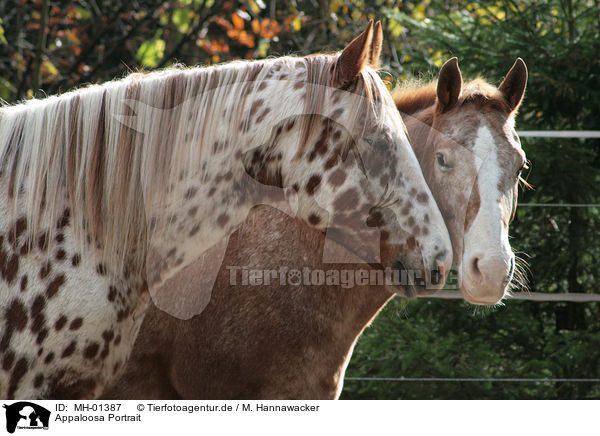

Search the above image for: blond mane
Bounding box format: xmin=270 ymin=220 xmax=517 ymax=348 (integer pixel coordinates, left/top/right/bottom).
xmin=0 ymin=55 xmax=386 ymax=276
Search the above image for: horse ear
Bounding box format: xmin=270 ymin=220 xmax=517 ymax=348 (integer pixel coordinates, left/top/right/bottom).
xmin=368 ymin=20 xmax=383 ymax=68
xmin=241 ymin=143 xmax=283 ymax=188
xmin=436 ymin=57 xmax=462 ymax=113
xmin=334 ymin=20 xmax=374 ymax=86
xmin=499 ymin=58 xmax=528 ymax=113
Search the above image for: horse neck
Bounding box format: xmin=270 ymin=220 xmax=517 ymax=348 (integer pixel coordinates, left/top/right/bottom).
xmin=339 ymin=278 xmax=393 ymax=337
xmin=240 ymin=208 xmax=392 ymax=397
xmin=307 ymin=270 xmax=392 ymax=398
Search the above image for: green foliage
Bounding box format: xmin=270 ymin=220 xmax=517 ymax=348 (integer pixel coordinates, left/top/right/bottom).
xmin=137 ymin=37 xmax=166 ymax=68
xmin=342 ymin=298 xmax=600 ymax=399
xmin=342 ymin=0 xmax=600 ymax=399
xmin=0 ymin=18 xmax=7 ymax=44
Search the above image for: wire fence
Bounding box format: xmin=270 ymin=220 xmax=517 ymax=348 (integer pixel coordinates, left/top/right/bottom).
xmin=517 ymin=131 xmax=599 ymax=208
xmin=519 ymin=203 xmax=600 ymax=207
xmin=415 ymin=291 xmax=600 ymax=302
xmin=344 ymin=377 xmax=600 ymax=383
xmin=517 ymin=130 xmax=600 ymax=138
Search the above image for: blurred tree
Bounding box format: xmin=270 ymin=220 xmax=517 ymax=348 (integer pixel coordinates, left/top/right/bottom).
xmin=0 ymin=0 xmax=396 ymax=100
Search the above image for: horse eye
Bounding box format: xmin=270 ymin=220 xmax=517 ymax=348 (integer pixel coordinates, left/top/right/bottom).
xmin=366 ymin=137 xmax=388 ymax=151
xmin=436 ymin=152 xmax=452 ymax=169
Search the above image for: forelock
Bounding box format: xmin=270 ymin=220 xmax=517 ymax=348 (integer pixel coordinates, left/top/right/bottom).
xmin=460 ymin=78 xmax=511 ymax=113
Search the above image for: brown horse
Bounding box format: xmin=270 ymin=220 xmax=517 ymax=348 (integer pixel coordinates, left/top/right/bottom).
xmin=103 ymin=58 xmax=528 ymax=399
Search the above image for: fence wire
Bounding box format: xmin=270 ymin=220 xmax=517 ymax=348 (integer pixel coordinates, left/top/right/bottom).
xmin=517 ymin=130 xmax=600 ymax=138
xmin=344 ymin=377 xmax=600 ymax=382
xmin=414 ymin=291 xmax=600 ymax=303
xmin=519 ymin=203 xmax=600 ymax=207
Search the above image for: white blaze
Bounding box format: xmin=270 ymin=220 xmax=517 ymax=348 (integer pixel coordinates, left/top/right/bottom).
xmin=462 ymin=124 xmax=513 ymax=303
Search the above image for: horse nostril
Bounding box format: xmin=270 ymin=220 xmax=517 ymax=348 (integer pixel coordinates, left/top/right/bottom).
xmin=435 ymin=249 xmax=448 ymax=265
xmin=430 ymin=250 xmax=448 ymax=286
xmin=470 ymin=256 xmax=483 ymax=280
xmin=435 ymin=249 xmax=448 ymax=271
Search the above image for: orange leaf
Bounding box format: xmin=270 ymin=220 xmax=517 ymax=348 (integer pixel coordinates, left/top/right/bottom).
xmin=260 ymin=19 xmax=281 ymax=39
xmin=214 ymin=16 xmax=232 ymax=30
xmin=198 ymin=38 xmax=231 ymax=55
xmin=251 ymin=19 xmax=260 ymax=34
xmin=232 ymin=13 xmax=245 ymax=30
xmin=238 ymin=31 xmax=255 ymax=48
xmin=65 ymin=29 xmax=80 ymax=44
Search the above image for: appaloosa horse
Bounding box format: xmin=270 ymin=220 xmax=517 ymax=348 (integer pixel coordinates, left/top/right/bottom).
xmin=0 ymin=21 xmax=451 ymax=399
xmin=104 ymin=58 xmax=528 ymax=399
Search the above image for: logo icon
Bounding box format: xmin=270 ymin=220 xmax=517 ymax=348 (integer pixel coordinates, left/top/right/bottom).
xmin=3 ymin=402 xmax=50 ymax=433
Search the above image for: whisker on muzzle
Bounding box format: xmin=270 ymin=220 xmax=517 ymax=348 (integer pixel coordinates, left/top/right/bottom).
xmin=508 ymin=252 xmax=530 ymax=293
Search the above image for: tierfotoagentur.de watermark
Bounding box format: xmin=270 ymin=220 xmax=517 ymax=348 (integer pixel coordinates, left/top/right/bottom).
xmin=226 ymin=266 xmax=459 ymax=289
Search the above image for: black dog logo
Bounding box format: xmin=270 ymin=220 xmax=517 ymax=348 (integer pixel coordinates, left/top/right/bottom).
xmin=3 ymin=402 xmax=50 ymax=433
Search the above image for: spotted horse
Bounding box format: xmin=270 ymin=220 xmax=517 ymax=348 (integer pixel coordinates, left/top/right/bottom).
xmin=0 ymin=21 xmax=451 ymax=399
xmin=103 ymin=57 xmax=530 ymax=400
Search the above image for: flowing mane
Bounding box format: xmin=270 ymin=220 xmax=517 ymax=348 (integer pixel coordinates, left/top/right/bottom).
xmin=0 ymin=55 xmax=386 ymax=275
xmin=393 ymin=77 xmax=511 ymax=116
xmin=0 ymin=21 xmax=458 ymax=401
